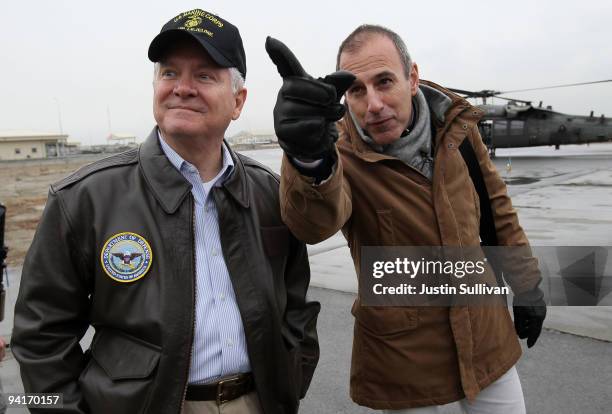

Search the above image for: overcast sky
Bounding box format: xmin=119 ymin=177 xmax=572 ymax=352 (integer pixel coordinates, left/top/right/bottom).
xmin=2 ymin=0 xmax=611 ymax=145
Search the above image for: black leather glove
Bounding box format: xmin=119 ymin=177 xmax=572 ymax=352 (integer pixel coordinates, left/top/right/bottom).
xmin=512 ymin=287 xmax=547 ymax=348
xmin=265 ymin=36 xmax=356 ymax=160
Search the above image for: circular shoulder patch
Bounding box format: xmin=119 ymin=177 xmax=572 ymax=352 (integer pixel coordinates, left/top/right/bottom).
xmin=100 ymin=232 xmax=153 ymax=283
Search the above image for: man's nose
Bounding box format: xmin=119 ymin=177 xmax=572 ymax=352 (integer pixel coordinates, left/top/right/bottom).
xmin=366 ymin=90 xmax=384 ymax=114
xmin=173 ymin=76 xmax=197 ymax=97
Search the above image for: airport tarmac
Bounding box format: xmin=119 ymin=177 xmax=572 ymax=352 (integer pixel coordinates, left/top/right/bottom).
xmin=1 ymin=143 xmax=611 ymax=412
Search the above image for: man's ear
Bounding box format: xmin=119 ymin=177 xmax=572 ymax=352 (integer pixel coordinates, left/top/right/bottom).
xmin=410 ymin=62 xmax=419 ymax=96
xmin=232 ymin=87 xmax=247 ymax=120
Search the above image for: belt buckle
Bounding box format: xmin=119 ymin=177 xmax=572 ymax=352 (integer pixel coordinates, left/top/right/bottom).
xmin=216 ymin=374 xmax=241 ymax=405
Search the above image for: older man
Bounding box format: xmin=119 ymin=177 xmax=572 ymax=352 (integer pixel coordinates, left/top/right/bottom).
xmin=12 ymin=9 xmax=319 ymax=414
xmin=266 ymin=25 xmax=546 ymax=413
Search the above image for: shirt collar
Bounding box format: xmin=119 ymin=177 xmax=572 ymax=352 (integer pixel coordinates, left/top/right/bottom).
xmin=157 ymin=130 xmax=234 ymax=186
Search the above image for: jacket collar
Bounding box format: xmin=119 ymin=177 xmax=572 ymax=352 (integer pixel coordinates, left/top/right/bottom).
xmin=420 ymin=79 xmax=484 ymax=148
xmin=139 ymin=128 xmax=249 ymax=214
xmin=221 ymin=144 xmax=250 ymax=209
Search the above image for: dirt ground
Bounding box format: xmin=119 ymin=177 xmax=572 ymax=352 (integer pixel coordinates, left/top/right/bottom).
xmin=1 ymin=155 xmax=107 ymax=266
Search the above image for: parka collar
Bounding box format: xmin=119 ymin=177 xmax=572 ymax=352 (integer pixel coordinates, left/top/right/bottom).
xmin=420 ymin=80 xmax=484 ymax=148
xmin=139 ymin=128 xmax=249 ymax=214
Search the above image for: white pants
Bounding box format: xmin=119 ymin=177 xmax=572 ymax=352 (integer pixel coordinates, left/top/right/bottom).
xmin=383 ymin=366 xmax=526 ymax=414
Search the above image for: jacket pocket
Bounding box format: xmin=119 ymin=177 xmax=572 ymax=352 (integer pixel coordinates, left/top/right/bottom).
xmin=260 ymin=225 xmax=290 ymax=257
xmin=352 ymin=302 xmax=418 ymax=336
xmin=376 ymin=210 xmax=396 ymax=245
xmin=79 ymin=329 xmax=161 ymax=414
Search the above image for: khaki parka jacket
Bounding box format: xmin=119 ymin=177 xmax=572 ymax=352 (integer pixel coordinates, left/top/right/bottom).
xmin=12 ymin=129 xmax=320 ymax=414
xmin=280 ymin=81 xmax=540 ymax=409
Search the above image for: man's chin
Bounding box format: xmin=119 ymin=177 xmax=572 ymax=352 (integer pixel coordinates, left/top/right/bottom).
xmin=160 ymin=123 xmax=203 ymax=140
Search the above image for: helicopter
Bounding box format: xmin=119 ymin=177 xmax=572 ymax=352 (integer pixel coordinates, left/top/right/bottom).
xmin=448 ymin=80 xmax=612 ymax=157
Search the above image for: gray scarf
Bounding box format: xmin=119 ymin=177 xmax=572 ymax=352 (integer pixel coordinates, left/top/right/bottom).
xmin=350 ymin=84 xmax=452 ymax=181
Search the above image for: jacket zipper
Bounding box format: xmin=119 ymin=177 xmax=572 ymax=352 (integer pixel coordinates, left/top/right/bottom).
xmin=178 ymin=197 xmax=197 ymax=413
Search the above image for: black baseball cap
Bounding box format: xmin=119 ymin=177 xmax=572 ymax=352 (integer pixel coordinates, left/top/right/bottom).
xmin=148 ymin=9 xmax=246 ymax=79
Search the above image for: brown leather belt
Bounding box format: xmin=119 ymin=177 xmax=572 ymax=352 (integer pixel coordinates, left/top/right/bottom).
xmin=186 ymin=373 xmax=254 ymax=405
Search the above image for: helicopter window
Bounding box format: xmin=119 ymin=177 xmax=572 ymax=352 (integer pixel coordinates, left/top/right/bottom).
xmin=510 ymin=120 xmax=524 ymax=135
xmin=493 ymin=120 xmax=507 ymax=132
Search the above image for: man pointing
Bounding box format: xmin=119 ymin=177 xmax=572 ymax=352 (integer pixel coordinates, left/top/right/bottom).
xmin=267 ymin=25 xmax=545 ymax=413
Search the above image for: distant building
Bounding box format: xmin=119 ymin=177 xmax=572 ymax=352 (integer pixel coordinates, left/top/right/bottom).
xmin=227 ymin=131 xmax=277 ymax=145
xmin=107 ymin=133 xmax=137 ymax=145
xmin=0 ymin=131 xmax=69 ymax=160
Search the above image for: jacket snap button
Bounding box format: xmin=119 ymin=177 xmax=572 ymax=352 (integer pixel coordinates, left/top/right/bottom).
xmin=462 ymin=124 xmax=468 ymax=130
xmin=448 ymin=143 xmax=454 ymax=149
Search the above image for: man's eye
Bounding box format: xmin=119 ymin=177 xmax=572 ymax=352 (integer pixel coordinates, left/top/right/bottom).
xmin=379 ymin=77 xmax=393 ymax=86
xmin=199 ymin=74 xmax=212 ymax=81
xmin=161 ymin=70 xmax=176 ymax=78
xmin=348 ymin=86 xmax=364 ymax=96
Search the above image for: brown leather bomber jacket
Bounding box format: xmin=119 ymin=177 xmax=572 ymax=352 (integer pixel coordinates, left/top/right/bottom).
xmin=12 ymin=129 xmax=320 ymax=414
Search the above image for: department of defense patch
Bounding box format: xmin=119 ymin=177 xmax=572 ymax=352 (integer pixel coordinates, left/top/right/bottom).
xmin=100 ymin=232 xmax=153 ymax=283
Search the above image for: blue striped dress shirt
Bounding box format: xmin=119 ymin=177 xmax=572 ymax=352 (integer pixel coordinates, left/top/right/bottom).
xmin=158 ymin=133 xmax=251 ymax=384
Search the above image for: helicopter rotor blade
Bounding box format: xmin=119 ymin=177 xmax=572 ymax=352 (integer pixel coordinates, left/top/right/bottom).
xmin=501 ymin=79 xmax=612 ymax=94
xmin=447 ymin=87 xmax=479 ymax=96
xmin=494 ymin=96 xmax=533 ymax=104
xmin=447 ymin=88 xmax=503 ymax=98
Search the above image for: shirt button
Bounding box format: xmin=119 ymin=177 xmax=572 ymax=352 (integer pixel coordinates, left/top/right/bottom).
xmin=219 ymin=294 xmax=226 ymax=301
xmin=226 ymin=339 xmax=234 ymax=347
xmin=212 ymin=249 xmax=218 ymax=256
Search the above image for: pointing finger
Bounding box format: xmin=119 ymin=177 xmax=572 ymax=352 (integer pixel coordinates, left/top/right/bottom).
xmin=265 ymin=36 xmax=308 ymax=78
xmin=322 ymin=70 xmax=356 ymax=101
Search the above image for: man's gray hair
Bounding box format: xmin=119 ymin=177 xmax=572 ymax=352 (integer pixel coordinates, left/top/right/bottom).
xmin=228 ymin=67 xmax=245 ymax=93
xmin=336 ymin=24 xmax=412 ymax=78
xmin=153 ymin=63 xmax=245 ymax=93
